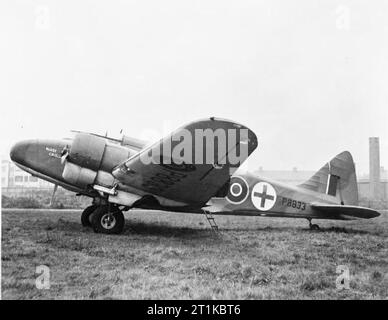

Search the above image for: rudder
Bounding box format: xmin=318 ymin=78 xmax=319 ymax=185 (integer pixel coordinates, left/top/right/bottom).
xmin=298 ymin=151 xmax=358 ymax=205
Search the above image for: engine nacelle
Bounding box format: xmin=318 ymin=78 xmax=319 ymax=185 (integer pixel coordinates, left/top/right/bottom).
xmin=63 ymin=162 xmax=116 ymax=188
xmin=62 ymin=133 xmax=131 ymax=188
xmin=68 ymin=133 xmax=106 ymax=171
xmin=63 ymin=162 xmax=97 ymax=187
xmin=66 ymin=133 xmax=131 ymax=171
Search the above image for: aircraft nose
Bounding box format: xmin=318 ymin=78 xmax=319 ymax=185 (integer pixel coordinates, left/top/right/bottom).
xmin=10 ymin=140 xmax=37 ymax=166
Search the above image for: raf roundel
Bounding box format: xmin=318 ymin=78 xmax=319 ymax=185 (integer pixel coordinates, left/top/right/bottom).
xmin=226 ymin=176 xmax=249 ymax=204
xmin=251 ymin=182 xmax=277 ymax=211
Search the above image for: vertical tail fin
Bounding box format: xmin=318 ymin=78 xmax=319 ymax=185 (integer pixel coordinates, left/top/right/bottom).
xmin=298 ymin=151 xmax=358 ymax=205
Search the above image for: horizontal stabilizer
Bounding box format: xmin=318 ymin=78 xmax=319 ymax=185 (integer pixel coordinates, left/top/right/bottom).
xmin=311 ymin=203 xmax=380 ymax=219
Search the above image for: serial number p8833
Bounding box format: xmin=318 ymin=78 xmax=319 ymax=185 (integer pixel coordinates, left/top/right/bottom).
xmin=281 ymin=197 xmax=306 ymax=210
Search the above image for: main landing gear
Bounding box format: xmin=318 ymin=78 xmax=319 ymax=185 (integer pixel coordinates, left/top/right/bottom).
xmin=81 ymin=204 xmax=125 ymax=234
xmin=81 ymin=205 xmax=97 ymax=227
xmin=307 ymin=218 xmax=320 ymax=231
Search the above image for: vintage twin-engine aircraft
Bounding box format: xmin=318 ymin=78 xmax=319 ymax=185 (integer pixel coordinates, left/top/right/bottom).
xmin=10 ymin=117 xmax=380 ymax=234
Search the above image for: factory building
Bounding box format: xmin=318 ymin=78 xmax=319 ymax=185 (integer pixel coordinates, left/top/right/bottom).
xmin=1 ymin=159 xmax=51 ymax=191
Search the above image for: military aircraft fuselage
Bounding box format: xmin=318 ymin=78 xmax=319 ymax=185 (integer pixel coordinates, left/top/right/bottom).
xmin=208 ymin=174 xmax=344 ymax=220
xmin=10 ymin=133 xmax=380 ymax=225
xmin=11 ymin=139 xmax=71 ymax=188
xmin=10 ymin=138 xmax=131 ymax=196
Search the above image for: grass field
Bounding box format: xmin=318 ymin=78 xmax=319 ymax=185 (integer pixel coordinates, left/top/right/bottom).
xmin=1 ymin=208 xmax=387 ymax=299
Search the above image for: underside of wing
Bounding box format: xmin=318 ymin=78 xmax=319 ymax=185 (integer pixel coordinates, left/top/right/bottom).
xmin=112 ymin=117 xmax=258 ymax=207
xmin=311 ymin=203 xmax=380 ymax=219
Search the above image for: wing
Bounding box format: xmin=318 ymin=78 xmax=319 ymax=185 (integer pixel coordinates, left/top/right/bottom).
xmin=112 ymin=117 xmax=258 ymax=206
xmin=311 ymin=203 xmax=380 ymax=219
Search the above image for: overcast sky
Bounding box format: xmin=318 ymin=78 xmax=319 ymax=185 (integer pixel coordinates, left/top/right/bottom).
xmin=1 ymin=0 xmax=387 ymax=176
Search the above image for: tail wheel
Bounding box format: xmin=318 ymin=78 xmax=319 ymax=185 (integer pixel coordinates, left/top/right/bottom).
xmin=311 ymin=224 xmax=320 ymax=231
xmin=307 ymin=218 xmax=320 ymax=231
xmin=91 ymin=205 xmax=125 ymax=235
xmin=81 ymin=205 xmax=98 ymax=227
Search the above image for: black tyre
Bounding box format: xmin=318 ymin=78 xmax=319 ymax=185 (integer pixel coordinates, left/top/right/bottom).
xmin=91 ymin=205 xmax=125 ymax=234
xmin=81 ymin=205 xmax=98 ymax=227
xmin=311 ymin=224 xmax=320 ymax=231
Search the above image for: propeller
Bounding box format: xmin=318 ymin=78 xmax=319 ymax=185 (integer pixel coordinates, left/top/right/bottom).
xmin=60 ymin=145 xmax=70 ymax=165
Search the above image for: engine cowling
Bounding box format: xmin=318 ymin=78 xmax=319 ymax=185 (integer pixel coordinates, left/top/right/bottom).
xmin=67 ymin=133 xmax=106 ymax=171
xmin=62 ymin=133 xmax=131 ymax=188
xmin=63 ymin=162 xmax=97 ymax=187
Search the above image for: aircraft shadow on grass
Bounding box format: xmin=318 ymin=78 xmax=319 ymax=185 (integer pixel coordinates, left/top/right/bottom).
xmin=52 ymin=217 xmax=375 ymax=238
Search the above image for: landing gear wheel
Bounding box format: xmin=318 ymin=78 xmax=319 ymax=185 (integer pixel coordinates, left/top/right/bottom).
xmin=91 ymin=205 xmax=125 ymax=235
xmin=81 ymin=205 xmax=98 ymax=227
xmin=307 ymin=218 xmax=320 ymax=231
xmin=310 ymin=224 xmax=320 ymax=231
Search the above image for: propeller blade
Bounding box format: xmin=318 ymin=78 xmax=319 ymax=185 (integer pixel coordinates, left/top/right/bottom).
xmin=60 ymin=146 xmax=69 ymax=164
xmin=60 ymin=153 xmax=68 ymax=165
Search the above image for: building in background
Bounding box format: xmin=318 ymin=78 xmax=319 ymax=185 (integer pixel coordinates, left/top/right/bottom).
xmin=2 ymin=159 xmax=52 ymax=192
xmin=358 ymin=171 xmax=388 ymax=202
xmin=357 ymin=137 xmax=387 ymax=205
xmin=254 ymin=166 xmax=315 ymax=185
